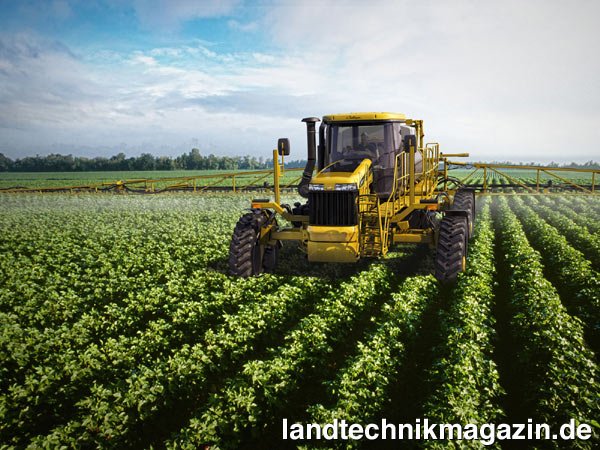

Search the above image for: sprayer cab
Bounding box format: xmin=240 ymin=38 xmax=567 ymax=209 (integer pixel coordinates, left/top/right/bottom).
xmin=311 ymin=113 xmax=422 ymax=199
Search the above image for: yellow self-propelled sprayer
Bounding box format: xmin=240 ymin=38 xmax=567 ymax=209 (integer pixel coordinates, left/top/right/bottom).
xmin=228 ymin=112 xmax=599 ymax=282
xmin=229 ymin=113 xmax=472 ymax=282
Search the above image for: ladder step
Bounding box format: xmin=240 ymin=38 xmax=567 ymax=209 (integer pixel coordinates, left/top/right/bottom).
xmin=359 ymin=195 xmax=385 ymax=256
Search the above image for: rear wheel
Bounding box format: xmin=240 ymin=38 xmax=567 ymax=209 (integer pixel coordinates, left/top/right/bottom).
xmin=434 ymin=215 xmax=468 ymax=283
xmin=229 ymin=211 xmax=268 ymax=277
xmin=452 ymin=188 xmax=475 ymax=237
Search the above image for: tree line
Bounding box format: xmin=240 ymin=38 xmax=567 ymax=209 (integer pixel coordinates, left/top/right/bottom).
xmin=0 ymin=149 xmax=308 ymax=172
xmin=0 ymin=150 xmax=598 ymax=172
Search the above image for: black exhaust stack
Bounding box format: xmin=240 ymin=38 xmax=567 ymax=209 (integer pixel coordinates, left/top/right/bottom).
xmin=298 ymin=117 xmax=320 ymax=198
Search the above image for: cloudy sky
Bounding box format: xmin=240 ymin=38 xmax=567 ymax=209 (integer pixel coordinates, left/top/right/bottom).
xmin=1 ymin=0 xmax=599 ymax=163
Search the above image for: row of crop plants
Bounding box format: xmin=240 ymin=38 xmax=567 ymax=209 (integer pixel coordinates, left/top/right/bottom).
xmin=166 ymin=263 xmax=398 ymax=449
xmin=534 ymin=195 xmax=600 ymax=235
xmin=587 ymin=195 xmax=600 ymax=213
xmin=29 ymin=274 xmax=329 ymax=448
xmin=493 ymin=197 xmax=600 ymax=445
xmin=0 ymin=274 xmax=260 ymax=437
xmin=0 ymin=199 xmax=238 ymax=341
xmin=567 ymin=196 xmax=600 ymax=231
xmin=0 ymin=195 xmax=310 ymax=447
xmin=521 ymin=196 xmax=600 ymax=272
xmin=305 ymin=274 xmax=439 ymax=449
xmin=507 ymin=196 xmax=600 ymax=354
xmin=462 ymin=178 xmax=510 ymax=189
xmin=299 ymin=202 xmax=506 ymax=450
xmin=558 ymin=196 xmax=600 ymax=234
xmin=1 ymin=273 xmax=289 ymax=447
xmin=420 ymin=201 xmax=505 ymax=449
xmin=0 ymin=198 xmax=250 ymax=447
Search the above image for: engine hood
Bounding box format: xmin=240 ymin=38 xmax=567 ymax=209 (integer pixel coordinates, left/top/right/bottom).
xmin=309 ymin=159 xmax=371 ymax=191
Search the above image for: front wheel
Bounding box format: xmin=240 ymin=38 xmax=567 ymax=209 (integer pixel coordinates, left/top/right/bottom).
xmin=434 ymin=215 xmax=468 ymax=283
xmin=229 ymin=211 xmax=281 ymax=277
xmin=229 ymin=211 xmax=267 ymax=277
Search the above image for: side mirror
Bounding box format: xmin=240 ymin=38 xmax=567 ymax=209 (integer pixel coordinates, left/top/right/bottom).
xmin=278 ymin=138 xmax=290 ymax=156
xmin=403 ymin=135 xmax=417 ymax=151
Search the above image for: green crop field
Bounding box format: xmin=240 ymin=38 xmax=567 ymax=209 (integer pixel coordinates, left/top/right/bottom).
xmin=1 ymin=191 xmax=600 ymax=448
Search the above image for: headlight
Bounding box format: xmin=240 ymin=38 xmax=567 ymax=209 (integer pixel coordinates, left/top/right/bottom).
xmin=334 ymin=183 xmax=358 ymax=192
xmin=308 ymin=184 xmax=325 ymax=191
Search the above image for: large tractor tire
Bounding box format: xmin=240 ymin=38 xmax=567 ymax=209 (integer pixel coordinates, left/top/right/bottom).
xmin=452 ymin=188 xmax=475 ymax=237
xmin=229 ymin=211 xmax=267 ymax=277
xmin=229 ymin=210 xmax=281 ymax=277
xmin=434 ymin=215 xmax=468 ymax=283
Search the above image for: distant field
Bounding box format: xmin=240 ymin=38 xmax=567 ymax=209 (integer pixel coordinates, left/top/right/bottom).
xmin=0 ymin=169 xmax=304 ymax=190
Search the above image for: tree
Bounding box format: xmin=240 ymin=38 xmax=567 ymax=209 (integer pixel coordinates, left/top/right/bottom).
xmin=0 ymin=153 xmax=13 ymax=171
xmin=188 ymin=148 xmax=202 ymax=170
xmin=136 ymin=153 xmax=156 ymax=170
xmin=156 ymin=156 xmax=174 ymax=170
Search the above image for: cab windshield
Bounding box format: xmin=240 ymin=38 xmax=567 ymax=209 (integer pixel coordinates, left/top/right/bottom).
xmin=325 ymin=122 xmax=399 ymax=172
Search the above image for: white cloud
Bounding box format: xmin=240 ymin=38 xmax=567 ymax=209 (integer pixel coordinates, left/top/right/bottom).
xmin=0 ymin=32 xmax=315 ymax=159
xmin=198 ymin=46 xmax=217 ymax=58
xmin=131 ymin=54 xmax=158 ymax=66
xmin=258 ymin=0 xmax=600 ymax=161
